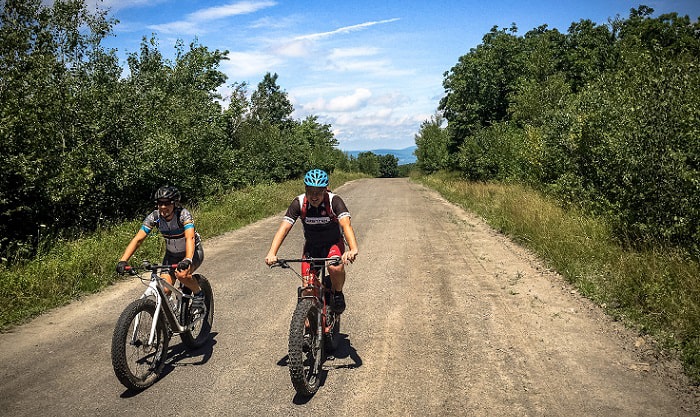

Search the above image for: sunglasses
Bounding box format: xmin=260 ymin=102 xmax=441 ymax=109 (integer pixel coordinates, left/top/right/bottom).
xmin=156 ymin=200 xmax=174 ymax=206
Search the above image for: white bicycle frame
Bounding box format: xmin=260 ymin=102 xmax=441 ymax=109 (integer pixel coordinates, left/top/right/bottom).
xmin=131 ymin=268 xmax=199 ymax=346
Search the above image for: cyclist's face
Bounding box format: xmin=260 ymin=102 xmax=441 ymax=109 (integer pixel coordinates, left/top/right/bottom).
xmin=305 ymin=186 xmax=325 ymax=207
xmin=156 ymin=199 xmax=175 ymax=219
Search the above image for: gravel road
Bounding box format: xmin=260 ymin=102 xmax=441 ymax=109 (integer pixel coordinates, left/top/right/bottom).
xmin=0 ymin=178 xmax=697 ymax=416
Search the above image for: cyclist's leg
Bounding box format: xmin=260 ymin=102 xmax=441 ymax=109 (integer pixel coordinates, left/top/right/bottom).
xmin=164 ymin=252 xmax=202 ymax=294
xmin=327 ymin=241 xmax=347 ymax=313
xmin=301 ymin=243 xmax=312 ymax=279
xmin=301 ymin=243 xmax=320 ymax=291
xmin=161 ymin=253 xmax=177 ymax=295
xmin=327 ymin=240 xmax=346 ymax=292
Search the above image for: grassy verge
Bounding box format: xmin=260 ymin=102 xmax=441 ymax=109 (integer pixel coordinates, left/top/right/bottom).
xmin=415 ymin=171 xmax=700 ymax=384
xmin=0 ymin=171 xmax=366 ymax=331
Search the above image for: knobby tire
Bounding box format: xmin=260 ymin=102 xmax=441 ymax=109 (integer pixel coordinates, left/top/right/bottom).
xmin=111 ymin=298 xmax=169 ymax=391
xmin=288 ymin=299 xmax=323 ymax=397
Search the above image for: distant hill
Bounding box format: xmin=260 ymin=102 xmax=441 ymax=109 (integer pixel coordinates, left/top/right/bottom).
xmin=344 ymin=146 xmax=417 ymax=165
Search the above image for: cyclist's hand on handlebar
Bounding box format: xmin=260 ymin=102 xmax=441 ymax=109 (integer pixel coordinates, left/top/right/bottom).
xmin=342 ymin=249 xmax=358 ymax=265
xmin=265 ymin=254 xmax=278 ymax=266
xmin=116 ymin=261 xmax=128 ymax=274
xmin=176 ymin=258 xmax=192 ymax=272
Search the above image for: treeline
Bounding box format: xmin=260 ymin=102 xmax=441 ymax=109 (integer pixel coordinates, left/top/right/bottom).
xmin=0 ymin=0 xmax=398 ymax=263
xmin=339 ymin=152 xmax=401 ymax=178
xmin=415 ymin=6 xmax=700 ymax=253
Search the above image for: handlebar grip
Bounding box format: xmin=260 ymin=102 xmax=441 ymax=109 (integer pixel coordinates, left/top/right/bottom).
xmin=122 ymin=265 xmax=139 ymax=276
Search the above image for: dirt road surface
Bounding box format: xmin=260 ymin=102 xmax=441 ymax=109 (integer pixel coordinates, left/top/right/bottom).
xmin=1 ymin=178 xmax=698 ymax=416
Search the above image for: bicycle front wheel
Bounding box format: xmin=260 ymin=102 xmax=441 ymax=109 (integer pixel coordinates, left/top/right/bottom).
xmin=288 ymin=299 xmax=323 ymax=397
xmin=111 ymin=298 xmax=169 ymax=391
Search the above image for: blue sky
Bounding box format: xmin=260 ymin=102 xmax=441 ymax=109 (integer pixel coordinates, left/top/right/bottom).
xmin=92 ymin=0 xmax=700 ymax=151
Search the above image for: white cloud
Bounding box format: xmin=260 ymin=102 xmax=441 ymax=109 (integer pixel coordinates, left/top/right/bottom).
xmin=374 ymin=91 xmax=411 ymax=107
xmin=265 ymin=21 xmax=397 ymax=61
xmin=320 ymin=46 xmax=414 ymax=77
xmin=148 ymin=1 xmax=277 ymax=35
xmin=222 ymin=51 xmax=283 ymax=78
xmin=293 ymin=18 xmax=400 ymax=41
xmin=325 ymin=107 xmax=427 ymax=149
xmin=272 ymin=39 xmax=315 ymax=58
xmin=302 ymin=88 xmax=372 ymax=113
xmin=328 ymin=88 xmax=372 ymax=111
xmin=250 ymin=15 xmax=299 ymax=30
xmin=149 ymin=21 xmax=198 ymax=34
xmin=189 ymin=1 xmax=276 ymax=21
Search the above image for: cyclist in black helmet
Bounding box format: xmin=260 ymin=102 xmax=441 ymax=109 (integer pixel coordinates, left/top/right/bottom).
xmin=265 ymin=169 xmax=359 ymax=313
xmin=116 ymin=185 xmax=206 ymax=312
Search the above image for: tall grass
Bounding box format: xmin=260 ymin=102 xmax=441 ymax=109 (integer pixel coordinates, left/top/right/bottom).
xmin=416 ymin=171 xmax=700 ymax=384
xmin=0 ymin=171 xmax=365 ymax=330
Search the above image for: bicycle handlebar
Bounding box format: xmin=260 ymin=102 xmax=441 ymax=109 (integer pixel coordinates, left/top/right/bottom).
xmin=270 ymin=256 xmax=342 ymax=269
xmin=122 ymin=261 xmax=178 ymax=275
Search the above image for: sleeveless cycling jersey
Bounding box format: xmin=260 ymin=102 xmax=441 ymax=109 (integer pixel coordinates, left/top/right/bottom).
xmin=141 ymin=207 xmax=202 ymax=256
xmin=283 ymin=192 xmax=350 ymax=247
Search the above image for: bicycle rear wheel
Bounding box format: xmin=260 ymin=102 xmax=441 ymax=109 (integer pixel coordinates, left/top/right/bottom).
xmin=111 ymin=298 xmax=169 ymax=391
xmin=180 ymin=274 xmax=214 ymax=349
xmin=288 ymin=299 xmax=323 ymax=396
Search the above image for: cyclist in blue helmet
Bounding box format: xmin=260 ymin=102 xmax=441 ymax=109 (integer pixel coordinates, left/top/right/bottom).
xmin=304 ymin=168 xmax=329 ymax=187
xmin=265 ymin=169 xmax=359 ymax=313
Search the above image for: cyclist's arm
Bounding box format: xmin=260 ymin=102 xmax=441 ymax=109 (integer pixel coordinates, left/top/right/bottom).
xmin=183 ymin=225 xmax=196 ymax=261
xmin=339 ymin=216 xmax=358 ymax=263
xmin=173 ymin=226 xmax=197 ymax=279
xmin=119 ymin=229 xmax=148 ymax=262
xmin=265 ymin=221 xmax=293 ymax=265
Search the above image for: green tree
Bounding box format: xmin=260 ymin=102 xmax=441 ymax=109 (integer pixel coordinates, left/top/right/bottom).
xmin=223 ymin=81 xmax=250 ymax=149
xmin=295 ymin=115 xmax=339 ymax=172
xmin=250 ymin=72 xmax=294 ymax=128
xmin=233 ymin=121 xmax=309 ymax=185
xmin=414 ymin=113 xmax=449 ymax=173
xmin=378 ymin=154 xmax=399 ymax=178
xmin=355 ymin=152 xmax=381 ymax=177
xmin=0 ymin=0 xmax=119 ymax=259
xmin=439 ymin=24 xmax=523 ymax=153
xmin=562 ymin=19 xmax=616 ymax=92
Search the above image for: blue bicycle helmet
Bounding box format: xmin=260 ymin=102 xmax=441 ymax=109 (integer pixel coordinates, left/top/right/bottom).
xmin=304 ymin=169 xmax=329 ymax=187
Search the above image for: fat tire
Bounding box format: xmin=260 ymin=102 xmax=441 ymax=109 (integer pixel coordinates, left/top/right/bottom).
xmin=180 ymin=274 xmax=214 ymax=349
xmin=288 ymin=299 xmax=323 ymax=396
xmin=111 ymin=298 xmax=169 ymax=391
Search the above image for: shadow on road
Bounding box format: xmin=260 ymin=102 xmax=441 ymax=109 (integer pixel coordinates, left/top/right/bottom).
xmin=325 ymin=333 xmax=362 ymax=369
xmin=274 ymin=333 xmax=362 ymax=404
xmin=119 ymin=331 xmax=219 ymax=398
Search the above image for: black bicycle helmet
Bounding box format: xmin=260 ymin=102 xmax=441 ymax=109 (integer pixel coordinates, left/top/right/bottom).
xmin=304 ymin=169 xmax=329 ymax=187
xmin=154 ymin=185 xmax=181 ymax=203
